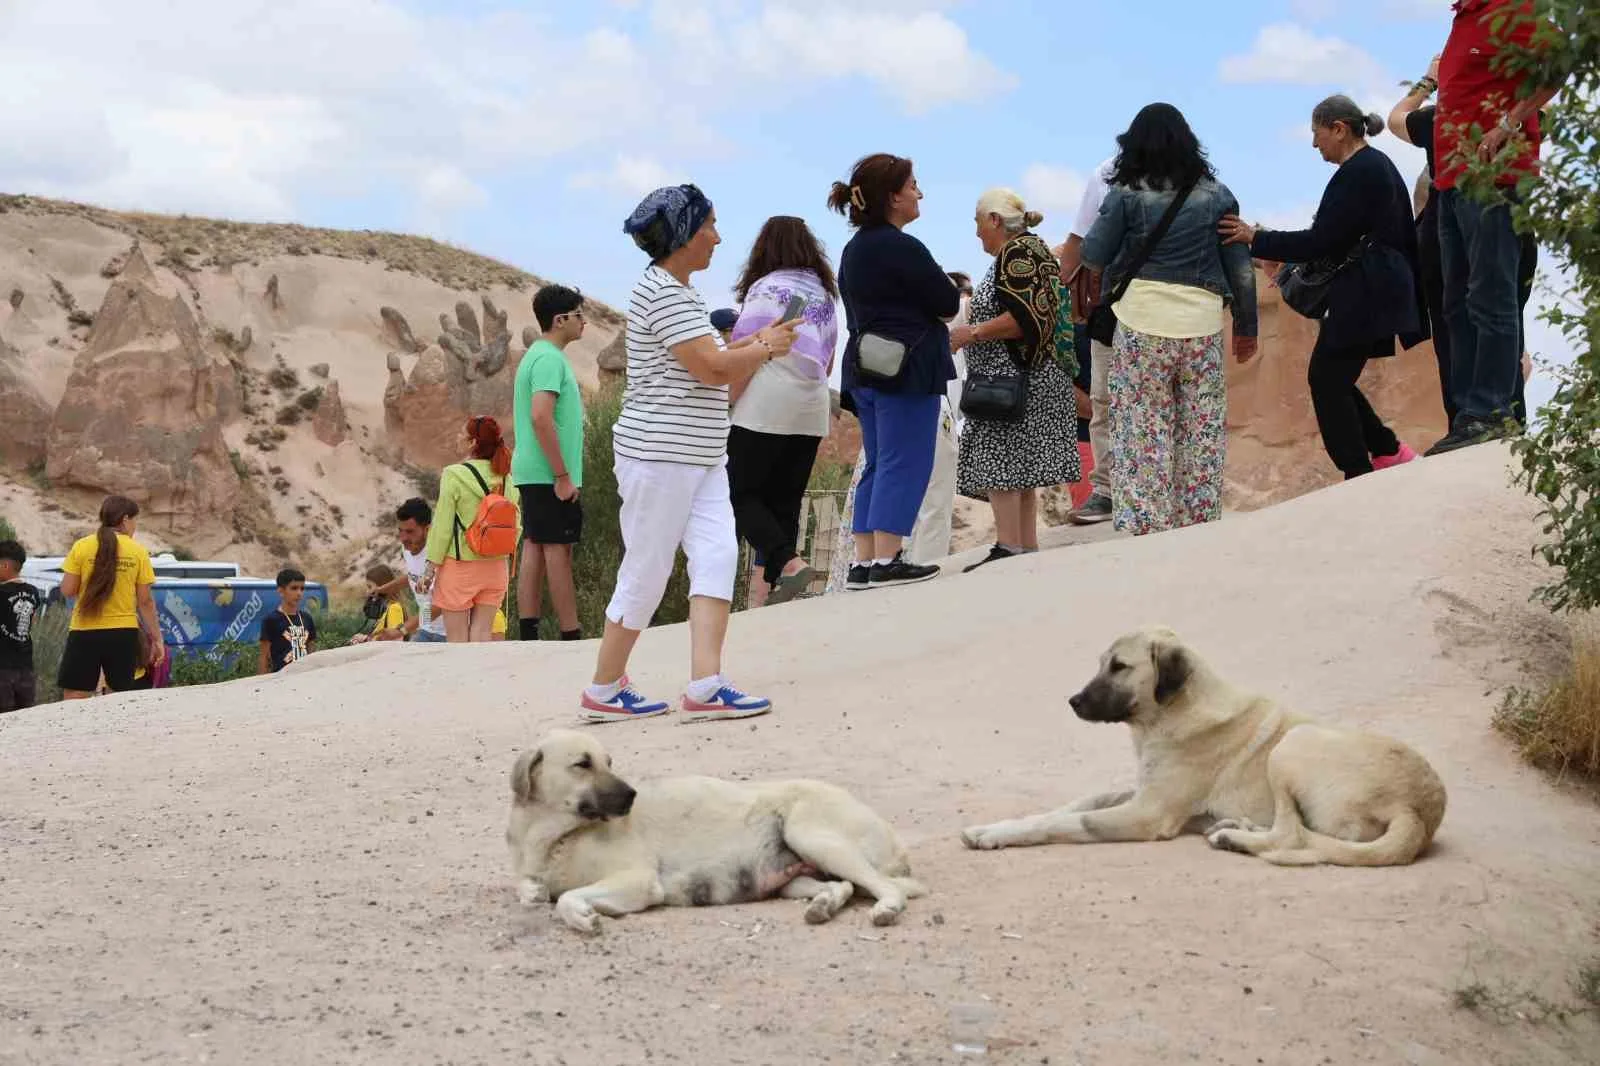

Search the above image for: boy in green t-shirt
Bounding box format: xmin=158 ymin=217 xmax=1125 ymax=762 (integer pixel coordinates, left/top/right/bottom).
xmin=512 ymin=284 xmax=588 ymax=641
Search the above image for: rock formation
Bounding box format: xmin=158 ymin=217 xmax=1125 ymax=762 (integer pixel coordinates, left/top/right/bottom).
xmin=44 ymin=247 xmax=241 ymax=535
xmin=521 ymin=325 xmax=538 ymax=350
xmin=597 ymin=333 xmax=626 ymax=386
xmin=266 ymin=273 xmax=281 ymax=310
xmin=312 ymin=380 xmax=349 ymax=447
xmin=382 ymin=353 xmax=407 ymax=439
xmin=0 ymin=336 xmax=51 ymax=470
xmin=437 ymin=295 xmax=512 ymax=381
xmin=384 ymin=336 xmax=514 ymax=468
xmin=379 ymin=306 xmax=425 ymax=353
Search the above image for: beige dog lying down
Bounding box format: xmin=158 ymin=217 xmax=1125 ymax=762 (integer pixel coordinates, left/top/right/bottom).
xmin=962 ymin=625 xmax=1447 ymax=866
xmin=507 ymin=730 xmax=926 ymax=934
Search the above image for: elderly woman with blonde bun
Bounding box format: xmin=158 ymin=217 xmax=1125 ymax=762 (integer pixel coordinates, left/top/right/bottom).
xmin=948 ymin=188 xmax=1079 ymax=572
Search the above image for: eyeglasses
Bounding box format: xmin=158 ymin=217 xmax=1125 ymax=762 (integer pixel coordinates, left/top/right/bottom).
xmin=556 ymin=311 xmax=586 ymax=323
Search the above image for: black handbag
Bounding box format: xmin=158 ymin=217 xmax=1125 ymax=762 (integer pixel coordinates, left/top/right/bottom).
xmin=1276 ymin=237 xmax=1371 ymax=320
xmin=959 ymin=355 xmax=1028 ymax=422
xmin=1087 ymin=177 xmax=1198 ymax=346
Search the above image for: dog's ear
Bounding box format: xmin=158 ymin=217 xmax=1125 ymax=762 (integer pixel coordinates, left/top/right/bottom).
xmin=1152 ymin=640 xmax=1192 ymax=704
xmin=510 ymin=749 xmax=543 ymax=803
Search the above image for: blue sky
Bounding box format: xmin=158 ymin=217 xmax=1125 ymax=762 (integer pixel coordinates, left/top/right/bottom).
xmin=0 ymin=0 xmax=1564 ymax=410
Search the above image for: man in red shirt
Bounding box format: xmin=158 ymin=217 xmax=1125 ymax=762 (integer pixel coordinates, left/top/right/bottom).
xmin=1426 ymin=0 xmax=1559 ymax=455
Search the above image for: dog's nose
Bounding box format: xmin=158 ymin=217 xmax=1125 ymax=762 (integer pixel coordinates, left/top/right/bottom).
xmin=1068 ymin=692 xmax=1083 ymax=711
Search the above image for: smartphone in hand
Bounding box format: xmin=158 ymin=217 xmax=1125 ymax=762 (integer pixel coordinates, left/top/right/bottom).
xmin=778 ymin=294 xmax=808 ymax=324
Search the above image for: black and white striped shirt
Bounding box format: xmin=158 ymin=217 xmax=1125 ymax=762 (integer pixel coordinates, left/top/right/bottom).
xmin=613 ymin=265 xmax=728 ymax=466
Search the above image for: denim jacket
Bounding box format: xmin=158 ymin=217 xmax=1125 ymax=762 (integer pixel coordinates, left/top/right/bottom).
xmin=1082 ymin=177 xmax=1258 ymax=338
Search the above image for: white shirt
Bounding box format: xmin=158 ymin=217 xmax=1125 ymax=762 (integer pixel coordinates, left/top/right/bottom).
xmin=402 ymin=546 xmax=444 ymax=638
xmin=1071 ymin=157 xmax=1118 ymax=240
xmin=613 ymin=265 xmax=727 ymax=466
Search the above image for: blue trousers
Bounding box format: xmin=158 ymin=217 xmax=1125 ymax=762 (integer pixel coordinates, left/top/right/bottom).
xmin=850 ymin=387 xmax=940 ymax=538
xmin=1438 ymin=187 xmax=1523 ymax=427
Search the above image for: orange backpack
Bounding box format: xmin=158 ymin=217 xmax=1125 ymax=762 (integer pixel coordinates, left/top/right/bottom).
xmin=453 ymin=463 xmax=519 ymax=558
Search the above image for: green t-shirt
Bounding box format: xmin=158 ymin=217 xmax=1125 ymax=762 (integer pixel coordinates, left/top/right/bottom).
xmin=512 ymin=340 xmax=585 ymax=487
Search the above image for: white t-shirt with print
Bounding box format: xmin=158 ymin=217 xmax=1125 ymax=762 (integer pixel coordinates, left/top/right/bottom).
xmin=1071 ymin=157 xmax=1118 ymax=240
xmin=402 ymin=546 xmax=445 ymax=638
xmin=613 ymin=264 xmax=727 ymax=466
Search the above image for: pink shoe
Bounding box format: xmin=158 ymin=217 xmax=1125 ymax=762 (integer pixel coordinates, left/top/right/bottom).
xmin=1372 ymin=443 xmax=1418 ymax=471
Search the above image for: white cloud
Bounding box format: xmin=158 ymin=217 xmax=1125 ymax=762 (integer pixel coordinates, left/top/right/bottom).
xmin=1018 ymin=164 xmax=1087 ymax=229
xmin=1219 ymin=23 xmax=1388 ymax=88
xmin=0 ymin=0 xmax=1011 ymax=223
xmin=571 ymin=155 xmax=689 ymax=200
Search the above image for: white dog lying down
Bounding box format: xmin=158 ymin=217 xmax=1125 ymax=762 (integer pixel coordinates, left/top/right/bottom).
xmin=961 ymin=625 xmax=1448 ymax=866
xmin=507 ymin=730 xmax=926 ymax=934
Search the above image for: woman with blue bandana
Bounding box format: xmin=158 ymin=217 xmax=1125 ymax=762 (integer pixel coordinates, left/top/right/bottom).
xmin=580 ymin=184 xmax=801 ymax=725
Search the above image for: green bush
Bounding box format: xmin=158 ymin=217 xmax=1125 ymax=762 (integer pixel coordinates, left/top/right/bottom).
xmin=1477 ymin=1 xmax=1600 ymax=611
xmin=168 ymin=640 xmax=257 ymax=686
xmin=30 ymin=605 xmax=70 ymax=704
xmin=0 ymin=515 xmax=16 ymax=542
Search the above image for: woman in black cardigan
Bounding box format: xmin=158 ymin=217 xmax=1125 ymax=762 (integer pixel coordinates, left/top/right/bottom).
xmin=830 ymin=153 xmax=961 ymax=589
xmin=1220 ymin=94 xmax=1427 ymax=479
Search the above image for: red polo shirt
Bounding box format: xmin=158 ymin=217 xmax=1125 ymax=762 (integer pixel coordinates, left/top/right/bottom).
xmin=1434 ymin=0 xmax=1542 ymax=190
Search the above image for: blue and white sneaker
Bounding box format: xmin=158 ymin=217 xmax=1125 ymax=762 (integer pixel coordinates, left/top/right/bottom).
xmin=679 ymin=682 xmax=773 ymax=723
xmin=579 ymin=676 xmax=671 ymax=723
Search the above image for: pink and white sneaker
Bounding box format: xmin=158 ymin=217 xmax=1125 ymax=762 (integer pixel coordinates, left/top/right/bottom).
xmin=1372 ymin=443 xmax=1419 ymax=471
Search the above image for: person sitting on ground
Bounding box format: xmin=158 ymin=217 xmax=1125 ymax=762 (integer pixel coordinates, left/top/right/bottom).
xmin=513 ymin=284 xmax=589 ymax=641
xmin=0 ymin=538 xmax=41 ymax=713
xmin=582 ymin=182 xmax=800 ymax=723
xmin=419 ymin=417 xmax=519 ymax=644
xmin=259 ymin=568 xmax=316 ymax=674
xmin=57 ymin=495 xmax=165 ymax=699
xmin=349 ymin=564 xmax=407 ymax=645
xmin=1220 ymin=95 xmax=1425 ymax=481
xmin=948 ymin=187 xmax=1080 ymax=572
xmin=725 ymin=215 xmax=840 ymax=607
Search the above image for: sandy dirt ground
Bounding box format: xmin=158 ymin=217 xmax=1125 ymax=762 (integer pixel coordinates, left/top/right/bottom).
xmin=3 ymin=443 xmax=1598 ymax=1066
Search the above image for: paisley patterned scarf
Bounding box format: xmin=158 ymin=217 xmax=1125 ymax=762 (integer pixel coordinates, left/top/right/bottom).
xmin=994 ymin=232 xmax=1063 ymax=370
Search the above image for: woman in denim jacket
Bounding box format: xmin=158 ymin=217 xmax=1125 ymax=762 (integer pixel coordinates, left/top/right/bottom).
xmin=1083 ymin=103 xmax=1258 ymax=536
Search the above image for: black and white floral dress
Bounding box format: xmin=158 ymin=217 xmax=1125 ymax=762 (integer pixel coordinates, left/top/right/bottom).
xmin=956 ymin=261 xmax=1080 ymax=502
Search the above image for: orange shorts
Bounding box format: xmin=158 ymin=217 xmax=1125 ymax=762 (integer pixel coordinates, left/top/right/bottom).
xmin=432 ymin=557 xmax=509 ymax=613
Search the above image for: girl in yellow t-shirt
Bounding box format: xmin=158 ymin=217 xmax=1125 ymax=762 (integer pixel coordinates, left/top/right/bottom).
xmin=349 ymin=564 xmax=408 ymax=645
xmin=57 ymin=496 xmax=164 ymax=699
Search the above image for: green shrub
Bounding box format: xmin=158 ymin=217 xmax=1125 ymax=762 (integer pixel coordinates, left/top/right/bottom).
xmin=30 ymin=605 xmax=70 ymax=704
xmin=168 ymin=640 xmax=257 ymax=686
xmin=1477 ymin=1 xmax=1600 ymax=611
xmin=0 ymin=515 xmax=16 ymax=542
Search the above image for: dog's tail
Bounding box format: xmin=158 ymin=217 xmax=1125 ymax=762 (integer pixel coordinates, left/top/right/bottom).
xmin=1259 ymin=809 xmax=1434 ymax=867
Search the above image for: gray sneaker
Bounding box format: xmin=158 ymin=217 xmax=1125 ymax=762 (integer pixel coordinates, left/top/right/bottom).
xmin=1069 ymin=494 xmax=1113 ymax=525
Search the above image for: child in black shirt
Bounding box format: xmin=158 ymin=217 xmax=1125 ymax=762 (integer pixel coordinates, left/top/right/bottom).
xmin=0 ymin=540 xmax=42 ymax=712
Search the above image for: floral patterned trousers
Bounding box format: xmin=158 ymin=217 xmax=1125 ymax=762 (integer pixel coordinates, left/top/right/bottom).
xmin=1107 ymin=324 xmax=1226 ymax=536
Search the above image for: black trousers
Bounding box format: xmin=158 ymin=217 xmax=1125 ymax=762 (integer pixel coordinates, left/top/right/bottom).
xmin=1308 ymin=336 xmax=1401 ymax=480
xmin=726 ymin=426 xmax=821 ymax=587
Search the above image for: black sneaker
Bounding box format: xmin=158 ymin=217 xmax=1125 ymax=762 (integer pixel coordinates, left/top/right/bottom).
xmin=1424 ymin=418 xmax=1508 ymax=457
xmin=962 ymin=544 xmax=1019 ymax=574
xmin=1069 ymin=493 xmax=1113 ymax=525
xmin=868 ymin=552 xmax=939 ymax=588
xmin=845 ymin=564 xmax=872 ymax=591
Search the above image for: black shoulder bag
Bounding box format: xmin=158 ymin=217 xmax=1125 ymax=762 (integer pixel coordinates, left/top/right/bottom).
xmin=1275 ymin=236 xmax=1372 ymax=321
xmin=1087 ymin=178 xmax=1198 ymax=346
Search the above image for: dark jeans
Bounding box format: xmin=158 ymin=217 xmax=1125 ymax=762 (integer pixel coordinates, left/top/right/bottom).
xmin=726 ymin=426 xmax=821 ymax=587
xmin=1308 ymin=337 xmax=1400 ymax=479
xmin=1421 ymin=198 xmax=1534 ymax=428
xmin=1438 ymin=187 xmax=1523 ymax=428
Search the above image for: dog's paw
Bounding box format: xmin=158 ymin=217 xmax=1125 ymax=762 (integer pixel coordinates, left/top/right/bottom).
xmin=1207 ymin=829 xmax=1251 ymax=855
xmin=516 ymin=879 xmax=551 ymax=905
xmin=961 ymin=825 xmax=1009 ymax=851
xmin=869 ymin=900 xmax=905 ymax=927
xmin=1204 ymin=818 xmax=1261 ymax=836
xmin=805 ymin=895 xmax=837 ymax=925
xmin=555 ymin=897 xmax=602 ymax=936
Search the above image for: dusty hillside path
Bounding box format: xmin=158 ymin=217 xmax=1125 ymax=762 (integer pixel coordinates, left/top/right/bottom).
xmin=3 ymin=444 xmax=1597 ymax=1065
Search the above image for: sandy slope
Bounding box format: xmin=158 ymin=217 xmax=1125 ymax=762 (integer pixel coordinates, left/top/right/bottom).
xmin=2 ymin=443 xmax=1597 ymax=1066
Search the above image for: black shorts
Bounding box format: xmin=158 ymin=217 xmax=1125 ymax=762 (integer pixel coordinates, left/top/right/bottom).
xmin=519 ymin=484 xmax=583 ymax=545
xmin=0 ymin=667 xmax=36 ymax=712
xmin=56 ymin=628 xmax=141 ymax=694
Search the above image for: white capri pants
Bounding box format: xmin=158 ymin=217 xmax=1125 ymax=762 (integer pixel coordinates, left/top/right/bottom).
xmin=605 ymin=455 xmax=740 ymax=630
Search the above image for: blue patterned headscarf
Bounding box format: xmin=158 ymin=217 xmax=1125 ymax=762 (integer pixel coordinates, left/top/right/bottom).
xmin=623 ymin=184 xmax=713 ymax=261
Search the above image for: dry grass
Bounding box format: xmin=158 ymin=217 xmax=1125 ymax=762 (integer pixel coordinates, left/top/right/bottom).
xmin=1494 ymin=619 xmax=1600 ymax=784
xmin=0 ymin=194 xmax=617 ymax=326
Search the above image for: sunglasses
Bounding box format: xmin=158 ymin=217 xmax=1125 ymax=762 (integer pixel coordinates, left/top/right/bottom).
xmin=555 ymin=311 xmax=586 ymax=323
